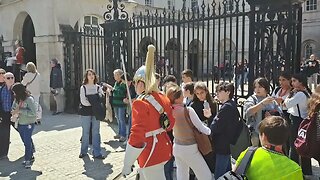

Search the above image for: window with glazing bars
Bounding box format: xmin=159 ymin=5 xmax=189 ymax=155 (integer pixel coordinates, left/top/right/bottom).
xmin=168 ymin=0 xmax=174 ymax=10
xmin=191 ymin=0 xmax=198 ymax=9
xmin=306 ymin=0 xmax=317 ymax=11
xmin=305 ymin=44 xmax=314 ymax=58
xmin=225 ymin=0 xmax=234 ymax=13
xmin=145 ymin=0 xmax=152 ymax=6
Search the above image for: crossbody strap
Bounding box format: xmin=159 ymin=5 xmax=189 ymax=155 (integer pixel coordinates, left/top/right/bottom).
xmin=26 ymin=73 xmax=37 ymax=87
xmin=235 ymin=146 xmax=258 ymax=175
xmin=144 ymin=95 xmax=164 ymax=114
xmin=184 ymin=107 xmax=199 ymax=133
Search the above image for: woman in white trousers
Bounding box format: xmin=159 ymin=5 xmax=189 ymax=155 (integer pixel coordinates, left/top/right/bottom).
xmin=21 ymin=62 xmax=42 ymax=124
xmin=166 ymin=85 xmax=212 ymax=180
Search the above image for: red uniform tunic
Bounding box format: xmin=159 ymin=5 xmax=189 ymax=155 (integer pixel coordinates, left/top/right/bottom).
xmin=128 ymin=92 xmax=175 ymax=168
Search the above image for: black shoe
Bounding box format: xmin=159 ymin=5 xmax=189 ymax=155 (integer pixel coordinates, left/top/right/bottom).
xmin=52 ymin=112 xmax=62 ymax=116
xmin=93 ymin=155 xmax=105 ymax=159
xmin=22 ymin=156 xmax=35 ymax=165
xmin=0 ymin=155 xmax=8 ymax=160
xmin=79 ymin=154 xmax=88 ymax=158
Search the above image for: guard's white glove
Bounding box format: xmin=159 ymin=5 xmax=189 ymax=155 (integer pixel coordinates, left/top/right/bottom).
xmin=121 ymin=143 xmax=145 ymax=177
xmin=122 ymin=165 xmax=134 ymax=177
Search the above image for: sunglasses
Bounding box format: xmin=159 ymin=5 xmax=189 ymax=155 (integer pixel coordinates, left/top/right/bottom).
xmin=6 ymin=77 xmax=14 ymax=80
xmin=0 ymin=72 xmax=5 ymax=74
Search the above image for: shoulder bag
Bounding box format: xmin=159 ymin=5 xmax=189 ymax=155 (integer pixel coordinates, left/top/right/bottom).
xmin=184 ymin=107 xmax=213 ymax=156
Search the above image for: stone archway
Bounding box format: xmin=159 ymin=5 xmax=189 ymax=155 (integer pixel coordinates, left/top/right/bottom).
xmin=22 ymin=15 xmax=36 ymax=65
xmin=188 ymin=39 xmax=202 ymax=77
xmin=139 ymin=36 xmax=156 ymax=58
xmin=13 ymin=12 xmax=36 ymax=65
xmin=165 ymin=38 xmax=181 ymax=76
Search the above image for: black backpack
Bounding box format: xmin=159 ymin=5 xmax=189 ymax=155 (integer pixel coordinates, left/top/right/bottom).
xmin=78 ymin=85 xmax=106 ymax=121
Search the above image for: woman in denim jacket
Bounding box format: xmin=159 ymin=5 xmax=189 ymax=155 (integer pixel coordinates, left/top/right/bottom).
xmin=244 ymin=77 xmax=282 ymax=146
xmin=11 ymin=83 xmax=37 ymax=168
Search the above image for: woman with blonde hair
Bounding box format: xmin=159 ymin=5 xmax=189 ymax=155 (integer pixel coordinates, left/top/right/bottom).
xmin=166 ymin=85 xmax=212 ymax=180
xmin=308 ymin=85 xmax=320 ymax=118
xmin=21 ymin=62 xmax=42 ymax=124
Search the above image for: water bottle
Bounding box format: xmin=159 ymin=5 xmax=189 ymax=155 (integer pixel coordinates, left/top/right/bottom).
xmin=203 ymin=100 xmax=210 ymax=109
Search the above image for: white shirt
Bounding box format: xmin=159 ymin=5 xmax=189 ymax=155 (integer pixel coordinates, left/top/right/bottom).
xmin=80 ymin=84 xmax=104 ymax=106
xmin=284 ymin=91 xmax=309 ymax=119
xmin=187 ymin=107 xmax=211 ymax=135
xmin=21 ymin=72 xmax=41 ymax=96
xmin=6 ymin=57 xmax=16 ymax=66
xmin=271 ymin=87 xmax=290 ymax=111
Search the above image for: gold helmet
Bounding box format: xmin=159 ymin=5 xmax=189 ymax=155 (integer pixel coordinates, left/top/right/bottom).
xmin=133 ymin=45 xmax=159 ymax=94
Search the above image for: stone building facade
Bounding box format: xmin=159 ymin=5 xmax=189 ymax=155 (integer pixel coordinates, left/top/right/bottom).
xmin=0 ymin=0 xmax=318 ymax=111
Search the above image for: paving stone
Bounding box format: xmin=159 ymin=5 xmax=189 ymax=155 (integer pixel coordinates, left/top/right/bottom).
xmin=0 ymin=112 xmax=318 ymax=180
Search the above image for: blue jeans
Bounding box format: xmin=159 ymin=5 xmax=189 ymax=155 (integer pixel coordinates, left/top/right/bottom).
xmin=243 ymin=71 xmax=249 ymax=84
xmin=18 ymin=124 xmax=35 ymax=161
xmin=235 ymin=75 xmax=242 ymax=89
xmin=80 ymin=116 xmax=102 ymax=157
xmin=215 ymin=154 xmax=231 ymax=179
xmin=114 ymin=107 xmax=126 ymax=137
xmin=164 ymin=157 xmax=174 ymax=180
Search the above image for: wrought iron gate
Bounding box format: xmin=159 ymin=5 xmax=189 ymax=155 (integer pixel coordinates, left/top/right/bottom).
xmin=63 ymin=0 xmax=304 ymax=112
xmin=62 ymin=26 xmax=105 ymax=112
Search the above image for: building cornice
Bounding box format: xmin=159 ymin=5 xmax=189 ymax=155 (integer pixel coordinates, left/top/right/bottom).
xmin=0 ymin=0 xmax=22 ymax=8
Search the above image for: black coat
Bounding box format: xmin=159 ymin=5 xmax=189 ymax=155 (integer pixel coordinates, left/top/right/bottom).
xmin=50 ymin=64 xmax=63 ymax=89
xmin=210 ymin=100 xmax=240 ymax=154
xmin=191 ymin=100 xmax=217 ymax=126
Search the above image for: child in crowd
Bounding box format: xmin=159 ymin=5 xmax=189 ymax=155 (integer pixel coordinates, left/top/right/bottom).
xmin=236 ymin=116 xmax=303 ymax=180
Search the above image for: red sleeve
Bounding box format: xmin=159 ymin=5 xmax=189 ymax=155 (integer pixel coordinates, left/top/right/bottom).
xmin=128 ymin=100 xmax=148 ymax=148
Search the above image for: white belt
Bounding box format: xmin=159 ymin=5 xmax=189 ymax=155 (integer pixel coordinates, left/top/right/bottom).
xmin=145 ymin=128 xmax=165 ymax=138
xmin=142 ymin=128 xmax=165 ymax=168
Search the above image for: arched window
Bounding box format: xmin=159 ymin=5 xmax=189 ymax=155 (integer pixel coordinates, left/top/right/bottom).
xmin=83 ymin=15 xmax=100 ymax=34
xmin=84 ymin=16 xmax=99 ymax=28
xmin=305 ymin=43 xmax=315 ymax=58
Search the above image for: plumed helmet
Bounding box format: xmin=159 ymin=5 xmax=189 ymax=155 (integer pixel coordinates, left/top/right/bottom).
xmin=133 ymin=65 xmax=146 ymax=83
xmin=133 ymin=45 xmax=159 ymax=93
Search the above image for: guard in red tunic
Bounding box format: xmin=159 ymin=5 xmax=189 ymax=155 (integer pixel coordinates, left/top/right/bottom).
xmin=121 ymin=45 xmax=175 ymax=179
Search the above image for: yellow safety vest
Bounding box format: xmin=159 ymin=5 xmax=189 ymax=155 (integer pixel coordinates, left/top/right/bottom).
xmin=236 ymin=147 xmax=303 ymax=180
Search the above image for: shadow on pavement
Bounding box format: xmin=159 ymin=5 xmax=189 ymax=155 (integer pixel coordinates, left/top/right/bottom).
xmin=0 ymin=157 xmax=42 ymax=179
xmin=81 ymin=155 xmax=113 ymax=179
xmin=32 ymin=113 xmax=81 ymax=134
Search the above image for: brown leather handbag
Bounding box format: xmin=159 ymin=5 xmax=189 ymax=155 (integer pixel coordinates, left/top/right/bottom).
xmin=184 ymin=107 xmax=213 ymax=155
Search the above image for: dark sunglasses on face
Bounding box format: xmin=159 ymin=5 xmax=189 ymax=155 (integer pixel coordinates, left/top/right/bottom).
xmin=0 ymin=72 xmax=5 ymax=74
xmin=6 ymin=77 xmax=14 ymax=80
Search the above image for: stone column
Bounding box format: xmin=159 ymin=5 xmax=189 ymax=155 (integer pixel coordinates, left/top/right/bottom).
xmin=34 ymin=35 xmax=65 ymax=112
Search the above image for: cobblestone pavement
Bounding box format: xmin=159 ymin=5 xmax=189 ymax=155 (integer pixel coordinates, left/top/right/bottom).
xmin=0 ymin=113 xmax=319 ymax=180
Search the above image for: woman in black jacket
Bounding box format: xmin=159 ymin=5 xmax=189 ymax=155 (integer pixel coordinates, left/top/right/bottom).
xmin=190 ymin=81 xmax=217 ymax=175
xmin=50 ymin=58 xmax=63 ymax=115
